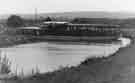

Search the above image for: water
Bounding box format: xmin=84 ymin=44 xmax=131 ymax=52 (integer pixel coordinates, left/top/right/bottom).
xmin=0 ymin=37 xmax=131 ymax=77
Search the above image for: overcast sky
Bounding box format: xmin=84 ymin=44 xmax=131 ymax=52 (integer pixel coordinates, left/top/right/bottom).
xmin=0 ymin=0 xmax=134 ymax=14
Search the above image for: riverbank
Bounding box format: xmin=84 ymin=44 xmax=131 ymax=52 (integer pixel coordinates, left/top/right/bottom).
xmin=0 ymin=38 xmax=132 ymax=83
xmin=0 ymin=34 xmax=121 ymax=48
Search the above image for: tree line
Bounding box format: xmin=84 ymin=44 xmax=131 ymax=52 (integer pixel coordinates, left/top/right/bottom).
xmin=6 ymin=15 xmax=135 ymax=29
xmin=6 ymin=15 xmax=52 ymax=28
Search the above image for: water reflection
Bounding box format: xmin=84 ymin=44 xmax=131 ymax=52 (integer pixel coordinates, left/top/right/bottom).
xmin=0 ymin=38 xmax=131 ymax=76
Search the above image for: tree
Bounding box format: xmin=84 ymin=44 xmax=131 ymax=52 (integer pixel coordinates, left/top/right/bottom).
xmin=71 ymin=18 xmax=80 ymax=23
xmin=45 ymin=17 xmax=52 ymax=21
xmin=7 ymin=15 xmax=24 ymax=27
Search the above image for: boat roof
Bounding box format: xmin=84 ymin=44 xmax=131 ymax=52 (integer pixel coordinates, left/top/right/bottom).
xmin=18 ymin=27 xmax=41 ymax=30
xmin=43 ymin=21 xmax=69 ymax=24
xmin=68 ymin=24 xmax=120 ymax=27
xmin=43 ymin=21 xmax=120 ymax=27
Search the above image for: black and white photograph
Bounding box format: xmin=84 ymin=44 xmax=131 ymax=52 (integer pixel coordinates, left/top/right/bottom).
xmin=0 ymin=0 xmax=134 ymax=83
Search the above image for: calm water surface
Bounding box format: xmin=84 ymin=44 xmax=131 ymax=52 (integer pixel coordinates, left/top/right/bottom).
xmin=0 ymin=38 xmax=131 ymax=76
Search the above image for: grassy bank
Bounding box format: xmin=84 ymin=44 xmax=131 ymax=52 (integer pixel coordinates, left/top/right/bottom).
xmin=0 ymin=30 xmax=120 ymax=48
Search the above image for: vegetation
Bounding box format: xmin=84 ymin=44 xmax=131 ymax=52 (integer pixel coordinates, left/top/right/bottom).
xmin=7 ymin=15 xmax=24 ymax=27
xmin=0 ymin=54 xmax=11 ymax=74
xmin=22 ymin=16 xmax=53 ymax=26
xmin=45 ymin=17 xmax=52 ymax=21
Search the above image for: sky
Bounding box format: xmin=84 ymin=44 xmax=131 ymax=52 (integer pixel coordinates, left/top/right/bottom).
xmin=0 ymin=0 xmax=135 ymax=14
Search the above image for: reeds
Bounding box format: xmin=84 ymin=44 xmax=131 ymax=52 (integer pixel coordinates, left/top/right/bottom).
xmin=0 ymin=53 xmax=11 ymax=74
xmin=17 ymin=65 xmax=40 ymax=79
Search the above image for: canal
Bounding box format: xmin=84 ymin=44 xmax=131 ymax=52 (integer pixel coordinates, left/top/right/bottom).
xmin=0 ymin=37 xmax=131 ymax=77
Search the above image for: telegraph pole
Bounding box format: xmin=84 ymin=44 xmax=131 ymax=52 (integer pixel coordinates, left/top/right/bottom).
xmin=35 ymin=8 xmax=38 ymax=24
